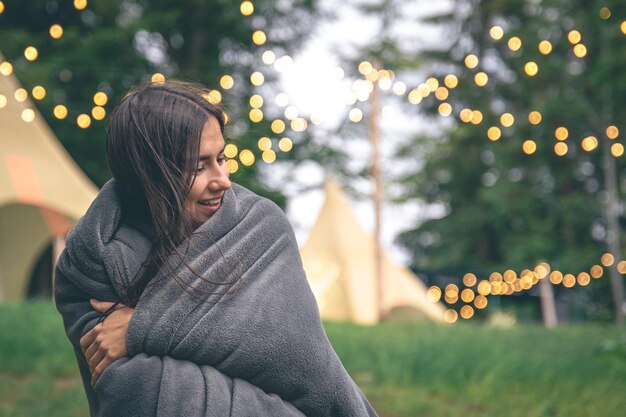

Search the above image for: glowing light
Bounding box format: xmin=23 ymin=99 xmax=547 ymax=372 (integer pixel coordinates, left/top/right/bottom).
xmin=445 ymin=284 xmax=459 ymax=295
xmin=550 ymin=271 xmax=563 ymax=285
xmin=77 ymin=114 xmax=91 ymax=128
xmin=275 ymin=92 xmax=289 ymax=107
xmin=239 ymin=149 xmax=255 ymax=166
xmin=426 ymin=77 xmax=439 ymax=92
xmin=240 ymin=1 xmax=254 ymax=16
xmin=500 ymin=113 xmax=514 ymax=127
xmin=279 ymin=137 xmax=293 ymax=152
xmin=271 ymin=119 xmax=286 ymax=134
xmin=284 ymin=105 xmax=299 ymax=120
xmin=601 ymin=253 xmax=615 ymax=266
xmin=563 ymin=274 xmax=576 ymax=288
xmin=438 ymin=103 xmax=452 ymax=117
xmin=577 ymin=272 xmax=591 ymax=286
xmin=581 ymin=136 xmax=598 ymax=152
xmin=252 ymin=30 xmax=266 ymax=45
xmin=224 ymin=144 xmax=238 ymax=158
xmin=487 ymin=126 xmax=502 ymax=141
xmin=528 ymin=111 xmax=542 ymax=125
xmin=408 ymin=89 xmax=422 ymax=104
xmin=32 ymin=86 xmax=46 ymax=100
xmin=250 ymin=72 xmax=264 ymax=86
xmin=349 ymin=108 xmax=363 ymax=123
xmin=435 ymin=87 xmax=449 ymax=101
xmin=568 ymin=30 xmax=581 ymax=44
xmin=24 ymin=46 xmax=38 ymax=61
xmin=524 ymin=61 xmax=539 ymax=76
xmin=49 ymin=24 xmax=63 ymax=39
xmin=444 ymin=74 xmax=458 ymax=89
xmin=538 ymin=40 xmax=552 ymax=55
xmin=427 ymin=286 xmax=442 ymax=302
xmin=445 ymin=293 xmax=458 ymax=304
xmin=222 ymin=112 xmax=230 ymax=125
xmin=291 ymin=117 xmax=308 ymax=132
xmin=0 ymin=61 xmax=13 ymax=76
xmin=508 ymin=36 xmax=522 ymax=51
xmin=621 ymin=21 xmax=626 ymax=35
xmin=358 ymin=61 xmax=373 ymax=75
xmin=606 ymin=126 xmax=619 ymax=139
xmin=53 ymin=105 xmax=68 ymax=119
xmin=0 ymin=94 xmax=6 ymax=108
xmin=459 ymin=108 xmax=473 ymax=123
xmin=611 ymin=143 xmax=624 ymax=157
xmin=0 ymin=1 xmax=4 ymax=14
xmin=417 ymin=84 xmax=430 ymax=97
xmin=490 ymin=272 xmax=503 ymax=283
xmin=471 ymin=110 xmax=483 ymax=125
xmin=444 ymin=309 xmax=458 ymax=323
xmin=463 ymin=273 xmax=477 ymax=287
xmin=249 ymin=94 xmax=263 ymax=108
xmin=618 ymin=261 xmax=626 ymax=274
xmin=555 ymin=127 xmax=569 ymax=141
xmin=477 ymin=280 xmax=491 ymax=296
xmin=249 ymin=108 xmax=263 ymax=123
xmin=93 ymin=92 xmax=108 ymax=106
xmin=392 ymin=81 xmax=407 ymax=96
xmin=474 ymin=72 xmax=488 ymax=87
xmin=74 ymin=0 xmax=87 ymax=10
xmin=262 ymin=150 xmax=276 ymax=163
xmin=523 ymin=140 xmax=537 ymax=154
xmin=489 ymin=26 xmax=504 ymax=40
xmin=461 ymin=289 xmax=475 ymax=303
xmin=590 ymin=265 xmax=603 ymax=279
xmin=464 ymin=54 xmax=479 ymax=69
xmin=262 ymin=51 xmax=276 ymax=65
xmin=554 ymin=142 xmax=568 ymax=156
xmin=151 ymin=73 xmax=165 ymax=83
xmin=474 ymin=295 xmax=488 ymax=309
xmin=573 ymin=44 xmax=587 ymax=58
xmin=226 ymin=159 xmax=239 ymax=174
xmin=220 ymin=75 xmax=234 ymax=90
xmin=535 ymin=264 xmax=550 ymax=279
xmin=14 ymin=88 xmax=28 ymax=102
xmin=205 ymin=90 xmax=222 ymax=104
xmin=91 ymin=106 xmax=106 ymax=120
xmin=460 ymin=305 xmax=474 ymax=320
xmin=21 ymin=109 xmax=35 ymax=123
xmin=599 ymin=7 xmax=611 ymax=19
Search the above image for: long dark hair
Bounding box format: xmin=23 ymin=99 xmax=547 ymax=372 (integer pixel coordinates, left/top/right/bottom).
xmin=106 ymin=80 xmax=226 ymax=306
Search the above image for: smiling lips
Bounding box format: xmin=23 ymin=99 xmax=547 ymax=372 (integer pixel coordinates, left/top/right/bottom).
xmin=197 ymin=196 xmax=223 ymax=214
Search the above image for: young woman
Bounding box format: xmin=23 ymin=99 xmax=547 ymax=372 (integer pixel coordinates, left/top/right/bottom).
xmin=55 ymin=80 xmax=378 ymax=417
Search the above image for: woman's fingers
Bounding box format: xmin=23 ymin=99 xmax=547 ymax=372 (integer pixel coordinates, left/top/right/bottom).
xmin=88 ymin=347 xmax=105 ymax=375
xmin=90 ymin=299 xmax=117 ymax=313
xmin=91 ymin=356 xmax=114 ymax=385
xmin=79 ymin=326 xmax=98 ymax=352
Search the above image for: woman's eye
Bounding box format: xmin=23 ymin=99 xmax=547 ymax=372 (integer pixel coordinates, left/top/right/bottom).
xmin=196 ymin=165 xmax=206 ymax=172
xmin=217 ymin=156 xmax=227 ymax=165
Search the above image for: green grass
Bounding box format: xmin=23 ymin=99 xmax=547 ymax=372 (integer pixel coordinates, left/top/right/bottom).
xmin=1 ymin=302 xmax=625 ymax=417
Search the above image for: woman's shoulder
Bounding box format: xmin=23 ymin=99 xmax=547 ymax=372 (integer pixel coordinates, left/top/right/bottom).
xmin=230 ymin=183 xmax=291 ymax=228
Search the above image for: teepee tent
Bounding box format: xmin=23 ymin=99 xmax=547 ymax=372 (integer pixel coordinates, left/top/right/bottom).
xmin=300 ymin=179 xmax=445 ymax=325
xmin=0 ymin=59 xmax=98 ymax=300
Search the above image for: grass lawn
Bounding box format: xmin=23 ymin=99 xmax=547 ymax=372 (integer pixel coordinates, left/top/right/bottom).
xmin=1 ymin=301 xmax=625 ymax=417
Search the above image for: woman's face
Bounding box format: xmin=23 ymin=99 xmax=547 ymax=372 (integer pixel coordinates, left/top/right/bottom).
xmin=185 ymin=116 xmax=231 ymax=225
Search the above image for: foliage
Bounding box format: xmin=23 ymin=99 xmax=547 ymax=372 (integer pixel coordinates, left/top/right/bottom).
xmin=0 ymin=0 xmax=320 ymax=205
xmin=394 ymin=0 xmax=626 ymax=320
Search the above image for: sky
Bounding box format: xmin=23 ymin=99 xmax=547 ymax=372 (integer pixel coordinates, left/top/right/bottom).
xmin=269 ymin=0 xmax=452 ymax=263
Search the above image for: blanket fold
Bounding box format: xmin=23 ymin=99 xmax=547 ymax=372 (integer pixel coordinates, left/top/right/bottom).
xmin=55 ymin=180 xmax=378 ymax=417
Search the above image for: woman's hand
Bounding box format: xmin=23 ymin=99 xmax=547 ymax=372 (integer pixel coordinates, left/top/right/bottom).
xmin=80 ymin=299 xmax=134 ymax=385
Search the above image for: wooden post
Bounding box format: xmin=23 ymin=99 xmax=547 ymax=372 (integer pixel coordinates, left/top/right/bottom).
xmin=368 ymin=59 xmax=384 ymax=321
xmin=539 ymin=277 xmax=557 ymax=328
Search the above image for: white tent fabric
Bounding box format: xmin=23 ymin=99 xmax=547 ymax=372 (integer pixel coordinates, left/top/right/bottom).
xmin=0 ymin=58 xmax=98 ymax=299
xmin=300 ymin=179 xmax=445 ymax=325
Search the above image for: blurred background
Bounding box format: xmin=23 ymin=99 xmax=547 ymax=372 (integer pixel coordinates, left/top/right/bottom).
xmin=1 ymin=0 xmax=625 ymax=416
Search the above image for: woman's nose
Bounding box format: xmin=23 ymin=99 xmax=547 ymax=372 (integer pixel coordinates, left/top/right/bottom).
xmin=209 ymin=166 xmax=231 ymax=190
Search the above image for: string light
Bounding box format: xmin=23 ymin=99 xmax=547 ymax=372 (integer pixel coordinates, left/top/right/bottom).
xmin=489 ymin=26 xmax=504 ymax=40
xmin=262 ymin=149 xmax=276 ymax=163
xmin=278 ymin=137 xmax=293 ymax=152
xmin=487 ymin=126 xmax=502 ymax=141
xmin=460 ymin=108 xmax=473 ymax=123
xmin=53 ymin=105 xmax=68 ymax=119
xmin=444 ymin=309 xmax=458 ymax=323
xmin=568 ymin=30 xmax=582 ymax=44
xmin=438 ymin=103 xmax=452 ymax=117
xmin=538 ymin=40 xmax=552 ymax=55
xmin=601 ymin=253 xmax=614 ymax=266
xmin=524 ymin=61 xmax=539 ymax=76
xmin=434 ymin=86 xmax=449 ymax=100
xmin=0 ymin=1 xmax=4 ymax=14
xmin=474 ymin=72 xmax=488 ymax=87
xmin=606 ymin=126 xmax=619 ymax=139
xmin=24 ymin=46 xmax=39 ymax=61
xmin=224 ymin=144 xmax=238 ymax=158
xmin=249 ymin=94 xmax=263 ymax=108
xmin=32 ymin=86 xmax=46 ymax=100
xmin=554 ymin=142 xmax=568 ymax=156
xmin=252 ymin=30 xmax=266 ymax=45
xmin=522 ymin=139 xmax=537 ymax=154
xmin=528 ymin=111 xmax=542 ymax=125
xmin=250 ymin=71 xmax=264 ymax=86
xmin=611 ymin=143 xmax=624 ymax=157
xmin=500 ymin=113 xmax=514 ymax=127
xmin=349 ymin=108 xmax=363 ymax=123
xmin=14 ymin=88 xmax=28 ymax=102
xmin=74 ymin=0 xmax=87 ymax=10
xmin=0 ymin=61 xmax=13 ymax=76
xmin=581 ymin=136 xmax=598 ymax=152
xmin=392 ymin=81 xmax=407 ymax=96
xmin=444 ymin=74 xmax=458 ymax=89
xmin=220 ymin=75 xmax=234 ymax=90
xmin=49 ymin=24 xmax=63 ymax=39
xmin=76 ymin=113 xmax=91 ymax=128
xmin=239 ymin=149 xmax=255 ymax=166
xmin=464 ymin=54 xmax=479 ymax=69
xmin=599 ymin=7 xmax=611 ymax=20
xmin=205 ymin=90 xmax=222 ymax=104
xmin=271 ymin=119 xmax=286 ymax=134
xmin=425 ymin=77 xmax=439 ymax=92
xmin=427 ymin=286 xmax=442 ymax=302
xmin=262 ymin=51 xmax=276 ymax=65
xmin=151 ymin=73 xmax=165 ymax=83
xmin=240 ymin=1 xmax=254 ymax=16
xmin=290 ymin=117 xmax=307 ymax=132
xmin=91 ymin=106 xmax=106 ymax=120
xmin=408 ymin=89 xmax=422 ymax=104
xmin=358 ymin=61 xmax=373 ymax=75
xmin=573 ymin=44 xmax=587 ymax=58
xmin=93 ymin=92 xmax=108 ymax=106
xmin=249 ymin=108 xmax=263 ymax=123
xmin=21 ymin=109 xmax=35 ymax=122
xmin=508 ymin=36 xmax=522 ymax=51
xmin=555 ymin=127 xmax=569 ymax=141
xmin=471 ymin=110 xmax=483 ymax=125
xmin=0 ymin=94 xmax=6 ymax=108
xmin=226 ymin=159 xmax=239 ymax=174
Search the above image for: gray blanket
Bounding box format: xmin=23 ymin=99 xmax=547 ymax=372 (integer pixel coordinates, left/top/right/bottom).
xmin=55 ymin=180 xmax=378 ymax=417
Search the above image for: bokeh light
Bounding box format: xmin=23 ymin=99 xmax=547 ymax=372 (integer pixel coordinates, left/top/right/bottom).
xmin=444 ymin=74 xmax=458 ymax=89
xmin=0 ymin=61 xmax=13 ymax=76
xmin=224 ymin=144 xmax=238 ymax=158
xmin=528 ymin=111 xmax=542 ymax=125
xmin=349 ymin=108 xmax=363 ymax=123
xmin=249 ymin=94 xmax=263 ymax=108
xmin=464 ymin=54 xmax=479 ymax=69
xmin=91 ymin=106 xmax=106 ymax=120
xmin=489 ymin=26 xmax=504 ymax=40
xmin=500 ymin=113 xmax=514 ymax=127
xmin=568 ymin=30 xmax=581 ymax=44
xmin=554 ymin=142 xmax=568 ymax=156
xmin=460 ymin=305 xmax=475 ymax=320
xmin=252 ymin=30 xmax=266 ymax=45
xmin=508 ymin=36 xmax=522 ymax=51
xmin=240 ymin=1 xmax=254 ymax=16
xmin=24 ymin=46 xmax=38 ymax=61
xmin=74 ymin=0 xmax=87 ymax=11
xmin=21 ymin=109 xmax=35 ymax=123
xmin=49 ymin=24 xmax=63 ymax=39
xmin=271 ymin=119 xmax=286 ymax=134
xmin=573 ymin=44 xmax=587 ymax=58
xmin=601 ymin=253 xmax=615 ymax=266
xmin=463 ymin=273 xmax=477 ymax=287
xmin=487 ymin=126 xmax=501 ymax=141
xmin=438 ymin=103 xmax=452 ymax=116
xmin=151 ymin=73 xmax=165 ymax=83
xmin=278 ymin=137 xmax=293 ymax=152
xmin=220 ymin=75 xmax=234 ymax=90
xmin=538 ymin=40 xmax=552 ymax=55
xmin=262 ymin=150 xmax=276 ymax=163
xmin=427 ymin=286 xmax=442 ymax=302
xmin=444 ymin=309 xmax=458 ymax=323
xmin=32 ymin=86 xmax=46 ymax=100
xmin=524 ymin=61 xmax=538 ymax=76
xmin=606 ymin=125 xmax=619 ymax=139
xmin=581 ymin=136 xmax=598 ymax=152
xmin=555 ymin=127 xmax=569 ymax=141
xmin=93 ymin=92 xmax=108 ymax=106
xmin=14 ymin=88 xmax=28 ymax=102
xmin=76 ymin=114 xmax=91 ymax=128
xmin=249 ymin=108 xmax=263 ymax=123
xmin=523 ymin=140 xmax=537 ymax=154
xmin=53 ymin=104 xmax=68 ymax=119
xmin=239 ymin=149 xmax=255 ymax=166
xmin=250 ymin=71 xmax=264 ymax=86
xmin=611 ymin=143 xmax=624 ymax=157
xmin=474 ymin=72 xmax=488 ymax=87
